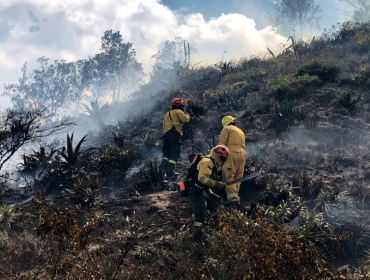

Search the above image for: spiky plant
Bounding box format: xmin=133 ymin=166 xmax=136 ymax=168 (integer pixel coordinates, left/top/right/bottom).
xmin=314 ymin=184 xmax=348 ymax=212
xmin=21 ymin=146 xmax=57 ymax=172
xmin=59 ymin=133 xmax=88 ymax=168
xmin=64 ymin=176 xmax=102 ymax=206
xmin=269 ymin=100 xmax=296 ymax=127
xmin=98 ymin=145 xmax=137 ymax=177
xmin=337 ymin=92 xmax=361 ymax=112
xmin=141 ymin=133 xmax=156 ymax=152
xmin=218 ymin=90 xmax=246 ymax=110
xmin=295 ymin=210 xmax=330 ymax=246
xmin=147 ymin=161 xmax=162 ymax=188
xmin=0 ymin=205 xmax=17 ymax=228
xmin=292 ymin=171 xmax=319 ymax=198
xmin=83 ymin=99 xmax=109 ymax=124
xmin=257 ymin=173 xmax=292 ymax=206
xmin=116 ymin=121 xmax=125 ymax=132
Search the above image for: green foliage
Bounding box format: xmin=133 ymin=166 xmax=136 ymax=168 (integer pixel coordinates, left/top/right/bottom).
xmin=126 ymin=209 xmax=342 ymax=279
xmin=292 ymin=171 xmax=322 ymax=198
xmin=337 ymin=92 xmax=361 ymax=112
xmin=81 ymin=30 xmax=144 ymax=102
xmin=218 ymin=90 xmax=246 ymax=110
xmin=64 ymin=176 xmax=102 ymax=206
xmin=257 ymin=173 xmax=292 ymax=206
xmin=268 ymin=74 xmax=321 ymax=98
xmin=0 ymin=205 xmax=17 ymax=228
xmin=98 ymin=145 xmax=136 ymax=177
xmin=297 ymin=60 xmax=340 ymax=82
xmin=4 ymin=57 xmax=82 ymax=115
xmin=269 ymin=100 xmax=298 ymax=132
xmin=112 ymin=132 xmax=128 ymax=148
xmin=296 ymin=210 xmax=329 ymax=245
xmin=140 ymin=132 xmax=156 ymax=152
xmin=314 ymin=184 xmax=348 ymax=212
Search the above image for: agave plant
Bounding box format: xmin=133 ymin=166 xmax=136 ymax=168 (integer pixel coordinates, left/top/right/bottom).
xmin=64 ymin=176 xmax=102 ymax=206
xmin=269 ymin=100 xmax=296 ymax=126
xmin=218 ymin=90 xmax=246 ymax=110
xmin=98 ymin=145 xmax=137 ymax=177
xmin=337 ymin=92 xmax=361 ymax=113
xmin=0 ymin=205 xmax=17 ymax=228
xmin=83 ymin=99 xmax=109 ymax=125
xmin=59 ymin=133 xmax=88 ymax=168
xmin=295 ymin=210 xmax=330 ymax=246
xmin=314 ymin=184 xmax=348 ymax=212
xmin=21 ymin=146 xmax=57 ymax=172
xmin=140 ymin=133 xmax=156 ymax=152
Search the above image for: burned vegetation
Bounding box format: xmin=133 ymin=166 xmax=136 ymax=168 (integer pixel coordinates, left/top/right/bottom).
xmin=2 ymin=22 xmax=370 ymax=279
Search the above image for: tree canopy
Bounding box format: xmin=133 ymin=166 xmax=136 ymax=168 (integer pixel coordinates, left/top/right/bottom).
xmin=269 ymin=0 xmax=321 ymax=39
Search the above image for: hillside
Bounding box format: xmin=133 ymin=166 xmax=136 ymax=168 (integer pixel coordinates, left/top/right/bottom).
xmin=2 ymin=21 xmax=370 ymax=279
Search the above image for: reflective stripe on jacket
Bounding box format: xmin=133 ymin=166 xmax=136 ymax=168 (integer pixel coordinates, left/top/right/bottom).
xmin=196 ymin=153 xmax=223 ymax=188
xmin=162 ymin=109 xmax=190 ymax=135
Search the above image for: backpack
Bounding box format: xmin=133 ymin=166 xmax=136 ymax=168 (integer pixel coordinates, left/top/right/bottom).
xmin=180 ymin=154 xmax=216 ymax=197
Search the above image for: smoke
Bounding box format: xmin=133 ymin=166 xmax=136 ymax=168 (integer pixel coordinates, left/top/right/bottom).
xmin=0 ymin=0 xmax=287 ymax=96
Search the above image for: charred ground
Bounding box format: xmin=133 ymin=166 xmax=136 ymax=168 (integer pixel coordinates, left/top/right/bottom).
xmin=2 ymin=21 xmax=370 ymax=279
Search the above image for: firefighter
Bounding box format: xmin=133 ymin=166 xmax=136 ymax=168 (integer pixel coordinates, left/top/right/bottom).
xmin=189 ymin=144 xmax=229 ymax=240
xmin=160 ymin=98 xmax=190 ymax=179
xmin=218 ymin=116 xmax=246 ymax=205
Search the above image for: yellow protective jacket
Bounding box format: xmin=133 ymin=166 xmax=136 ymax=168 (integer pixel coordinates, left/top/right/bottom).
xmin=218 ymin=125 xmax=245 ymax=152
xmin=197 ymin=153 xmax=224 ymax=188
xmin=162 ymin=109 xmax=190 ymax=135
xmin=219 ymin=124 xmax=246 ymax=201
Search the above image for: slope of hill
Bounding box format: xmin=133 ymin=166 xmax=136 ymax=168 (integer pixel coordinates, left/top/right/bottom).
xmin=2 ymin=21 xmax=370 ymax=279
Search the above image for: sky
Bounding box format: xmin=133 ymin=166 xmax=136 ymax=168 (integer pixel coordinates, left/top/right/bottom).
xmin=0 ymin=0 xmax=349 ymax=109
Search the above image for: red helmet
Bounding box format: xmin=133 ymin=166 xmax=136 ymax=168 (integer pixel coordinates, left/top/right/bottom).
xmin=212 ymin=144 xmax=229 ymax=161
xmin=172 ymin=98 xmax=184 ymax=107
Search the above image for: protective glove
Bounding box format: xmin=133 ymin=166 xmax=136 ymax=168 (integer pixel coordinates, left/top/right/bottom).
xmin=215 ymin=181 xmax=226 ymax=190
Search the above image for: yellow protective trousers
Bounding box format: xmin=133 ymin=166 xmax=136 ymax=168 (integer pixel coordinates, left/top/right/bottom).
xmin=222 ymin=149 xmax=246 ymax=201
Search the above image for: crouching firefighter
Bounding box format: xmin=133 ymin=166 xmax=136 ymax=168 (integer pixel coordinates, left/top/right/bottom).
xmin=180 ymin=144 xmax=230 ymax=240
xmin=161 ymin=98 xmax=191 ymax=179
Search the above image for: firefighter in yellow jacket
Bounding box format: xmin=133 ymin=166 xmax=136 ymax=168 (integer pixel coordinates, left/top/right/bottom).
xmin=189 ymin=144 xmax=229 ymax=240
xmin=218 ymin=116 xmax=246 ymax=204
xmin=161 ymin=98 xmax=190 ymax=178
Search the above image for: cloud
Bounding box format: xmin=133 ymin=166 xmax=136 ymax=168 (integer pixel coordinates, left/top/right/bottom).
xmin=0 ymin=0 xmax=286 ymax=109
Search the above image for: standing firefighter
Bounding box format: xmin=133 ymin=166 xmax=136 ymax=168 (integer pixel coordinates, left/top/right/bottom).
xmin=161 ymin=98 xmax=190 ymax=179
xmin=187 ymin=144 xmax=229 ymax=240
xmin=218 ymin=116 xmax=246 ymax=205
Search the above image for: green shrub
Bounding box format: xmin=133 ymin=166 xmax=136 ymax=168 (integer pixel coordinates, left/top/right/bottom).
xmin=140 ymin=132 xmax=156 ymax=152
xmin=0 ymin=205 xmax=17 ymax=228
xmin=218 ymin=90 xmax=246 ymax=110
xmin=297 ymin=60 xmax=340 ymax=82
xmin=269 ymin=100 xmax=297 ymax=132
xmin=97 ymin=145 xmax=136 ymax=177
xmin=268 ymin=74 xmax=321 ymax=98
xmin=64 ymin=176 xmax=102 ymax=206
xmin=336 ymin=92 xmax=361 ymax=113
xmin=126 ymin=209 xmax=345 ymax=279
